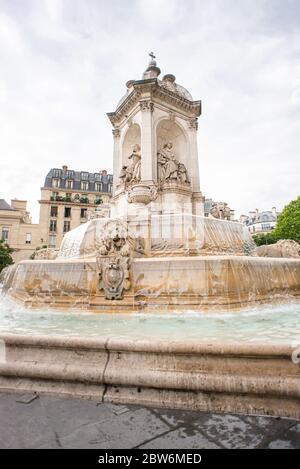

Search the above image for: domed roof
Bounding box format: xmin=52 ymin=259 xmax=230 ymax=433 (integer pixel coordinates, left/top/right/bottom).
xmin=115 ymin=54 xmax=193 ymax=109
xmin=159 ymin=78 xmax=193 ymax=101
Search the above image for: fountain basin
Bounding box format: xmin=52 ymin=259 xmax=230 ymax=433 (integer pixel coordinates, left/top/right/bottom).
xmin=4 ymin=255 xmax=300 ymax=311
xmin=0 ymin=333 xmax=299 ymax=419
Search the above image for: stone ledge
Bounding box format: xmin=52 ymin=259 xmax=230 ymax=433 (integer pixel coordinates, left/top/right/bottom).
xmin=0 ymin=334 xmax=299 ymax=420
xmin=0 ymin=333 xmax=295 ymax=355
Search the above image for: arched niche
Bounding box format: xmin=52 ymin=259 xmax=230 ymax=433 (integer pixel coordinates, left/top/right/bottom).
xmin=121 ymin=124 xmax=141 ymax=166
xmin=156 ymin=119 xmax=188 ymax=169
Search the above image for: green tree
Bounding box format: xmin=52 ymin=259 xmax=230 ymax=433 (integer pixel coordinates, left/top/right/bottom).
xmin=252 ymin=232 xmax=278 ymax=246
xmin=272 ymin=196 xmax=300 ymax=243
xmin=0 ymin=240 xmax=14 ymax=272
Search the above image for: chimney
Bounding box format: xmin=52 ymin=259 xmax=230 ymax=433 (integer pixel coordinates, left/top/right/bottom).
xmin=272 ymin=206 xmax=277 ymax=215
xmin=11 ymin=199 xmax=27 ymax=211
xmin=101 ymin=170 xmax=107 ymax=176
xmin=62 ymin=165 xmax=68 ymax=171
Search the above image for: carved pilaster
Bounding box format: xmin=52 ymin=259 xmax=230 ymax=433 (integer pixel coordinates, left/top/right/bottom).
xmin=112 ymin=128 xmax=120 ymax=138
xmin=140 ymin=100 xmax=154 ymax=112
xmin=189 ymin=118 xmax=198 ymax=131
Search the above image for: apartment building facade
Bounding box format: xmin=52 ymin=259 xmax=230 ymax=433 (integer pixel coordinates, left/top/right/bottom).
xmin=39 ymin=165 xmax=113 ymax=250
xmin=0 ymin=199 xmax=40 ymax=262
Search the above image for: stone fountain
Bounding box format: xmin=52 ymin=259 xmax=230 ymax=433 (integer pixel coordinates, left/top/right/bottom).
xmin=1 ymin=55 xmax=300 ymax=420
xmin=2 ymin=55 xmax=300 ymax=310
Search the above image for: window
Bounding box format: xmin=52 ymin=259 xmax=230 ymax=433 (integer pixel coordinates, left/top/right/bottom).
xmin=64 ymin=207 xmax=71 ymax=218
xmin=25 ymin=233 xmax=32 ymax=244
xmin=53 ymin=169 xmax=61 ymax=178
xmin=81 ymin=172 xmax=89 ymax=181
xmin=94 ymin=173 xmax=101 ymax=181
xmin=81 ymin=181 xmax=88 ymax=191
xmin=66 ymin=170 xmax=74 ymax=179
xmin=95 ymin=182 xmax=103 ymax=192
xmin=262 ymin=223 xmax=271 ymax=231
xmin=50 ymin=206 xmax=58 ymax=217
xmin=52 ymin=178 xmax=60 ymax=188
xmin=65 ymin=193 xmax=72 ymax=201
xmin=49 ymin=220 xmax=57 ymax=232
xmin=48 ymin=235 xmax=56 ymax=248
xmin=63 ymin=221 xmax=71 ymax=233
xmin=80 ymin=208 xmax=87 ymax=219
xmin=66 ymin=180 xmax=73 ymax=189
xmin=1 ymin=227 xmax=9 ymax=241
xmin=108 ymin=183 xmax=113 ymax=192
xmin=95 ymin=195 xmax=102 ymax=205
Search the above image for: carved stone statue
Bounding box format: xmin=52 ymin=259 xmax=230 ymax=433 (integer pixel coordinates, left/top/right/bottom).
xmin=256 ymin=239 xmax=300 ymax=258
xmin=210 ymin=202 xmax=231 ymax=221
xmin=95 ymin=218 xmax=145 ymax=300
xmin=96 ymin=219 xmax=145 ymax=258
xmin=178 ymin=163 xmax=189 ymax=183
xmin=119 ymin=144 xmax=141 ymax=184
xmin=157 ymin=141 xmax=189 ymax=184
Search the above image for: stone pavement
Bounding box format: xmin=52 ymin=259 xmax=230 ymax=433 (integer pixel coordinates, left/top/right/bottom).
xmin=0 ymin=391 xmax=299 ymax=449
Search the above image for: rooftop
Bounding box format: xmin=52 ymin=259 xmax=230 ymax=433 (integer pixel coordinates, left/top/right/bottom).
xmin=43 ymin=167 xmax=113 ymax=193
xmin=0 ymin=199 xmax=15 ymax=211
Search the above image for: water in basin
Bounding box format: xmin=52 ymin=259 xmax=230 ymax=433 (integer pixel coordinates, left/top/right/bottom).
xmin=0 ymin=290 xmax=299 ymax=345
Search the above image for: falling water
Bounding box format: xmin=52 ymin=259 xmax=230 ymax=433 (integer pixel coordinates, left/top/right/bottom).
xmin=58 ymin=220 xmax=93 ymax=259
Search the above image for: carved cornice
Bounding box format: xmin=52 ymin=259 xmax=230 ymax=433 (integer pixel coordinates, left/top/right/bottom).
xmin=152 ymin=86 xmax=201 ymax=117
xmin=107 ymin=79 xmax=201 ymax=127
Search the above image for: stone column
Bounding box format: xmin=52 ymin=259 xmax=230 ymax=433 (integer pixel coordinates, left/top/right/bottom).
xmin=140 ymin=100 xmax=154 ymax=183
xmin=112 ymin=128 xmax=121 ymax=195
xmin=188 ymin=118 xmax=200 ymax=193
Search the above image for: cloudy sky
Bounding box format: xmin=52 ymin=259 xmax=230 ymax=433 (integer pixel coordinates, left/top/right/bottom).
xmin=0 ymin=0 xmax=299 ymax=222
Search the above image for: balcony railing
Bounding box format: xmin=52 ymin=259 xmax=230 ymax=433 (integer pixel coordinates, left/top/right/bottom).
xmin=49 ymin=195 xmax=103 ymax=205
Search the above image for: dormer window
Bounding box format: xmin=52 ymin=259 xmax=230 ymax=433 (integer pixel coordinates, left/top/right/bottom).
xmin=53 ymin=169 xmax=61 ymax=178
xmin=81 ymin=172 xmax=89 ymax=181
xmin=52 ymin=178 xmax=60 ymax=188
xmin=95 ymin=182 xmax=103 ymax=192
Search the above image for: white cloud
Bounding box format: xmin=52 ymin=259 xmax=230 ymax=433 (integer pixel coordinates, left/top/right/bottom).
xmin=0 ymin=0 xmax=299 ymax=222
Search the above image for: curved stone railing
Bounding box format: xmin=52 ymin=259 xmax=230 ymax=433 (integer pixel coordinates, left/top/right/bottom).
xmin=0 ymin=334 xmax=299 ymax=419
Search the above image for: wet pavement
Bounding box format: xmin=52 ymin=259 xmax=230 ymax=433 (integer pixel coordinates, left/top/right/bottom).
xmin=0 ymin=391 xmax=299 ymax=449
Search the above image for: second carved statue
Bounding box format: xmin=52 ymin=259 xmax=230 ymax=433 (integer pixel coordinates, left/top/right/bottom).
xmin=157 ymin=141 xmax=189 ymax=184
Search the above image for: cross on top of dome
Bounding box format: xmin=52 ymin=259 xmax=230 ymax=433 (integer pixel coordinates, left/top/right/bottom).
xmin=143 ymin=52 xmax=161 ymax=79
